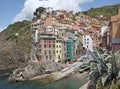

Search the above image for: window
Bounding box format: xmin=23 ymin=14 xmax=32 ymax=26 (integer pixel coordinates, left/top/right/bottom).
xmin=59 ymin=50 xmax=61 ymax=53
xmin=84 ymin=42 xmax=86 ymax=44
xmin=39 ymin=45 xmax=41 ymax=48
xmin=62 ymin=33 xmax=64 ymax=36
xmin=57 ymin=45 xmax=58 ymax=48
xmin=46 ymin=56 xmax=48 ymax=59
xmin=59 ymin=45 xmax=61 ymax=48
xmin=49 ymin=50 xmax=51 ymax=54
xmin=49 ymin=44 xmax=51 ymax=48
xmin=87 ymin=39 xmax=89 ymax=41
xmin=58 ymin=55 xmax=60 ymax=59
xmin=64 ymin=54 xmax=66 ymax=57
xmin=53 ymin=44 xmax=55 ymax=48
xmin=53 ymin=50 xmax=55 ymax=54
xmin=87 ymin=45 xmax=88 ymax=48
xmin=87 ymin=42 xmax=89 ymax=44
xmin=40 ymin=49 xmax=41 ymax=53
xmin=50 ymin=55 xmax=51 ymax=59
xmin=44 ymin=40 xmax=46 ymax=43
xmin=44 ymin=50 xmax=46 ymax=54
xmin=56 ymin=50 xmax=58 ymax=53
xmin=44 ymin=44 xmax=46 ymax=48
xmin=64 ymin=47 xmax=66 ymax=51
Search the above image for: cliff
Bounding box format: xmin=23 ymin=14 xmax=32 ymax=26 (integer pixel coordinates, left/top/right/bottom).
xmin=0 ymin=20 xmax=31 ymax=70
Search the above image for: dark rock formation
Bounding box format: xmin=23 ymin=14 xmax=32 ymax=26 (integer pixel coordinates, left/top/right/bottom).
xmin=8 ymin=61 xmax=66 ymax=82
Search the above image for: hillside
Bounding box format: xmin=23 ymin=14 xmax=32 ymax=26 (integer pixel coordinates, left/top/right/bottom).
xmin=83 ymin=4 xmax=120 ymax=20
xmin=0 ymin=20 xmax=31 ymax=70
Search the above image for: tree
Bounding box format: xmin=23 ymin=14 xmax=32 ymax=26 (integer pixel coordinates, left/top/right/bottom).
xmin=34 ymin=7 xmax=46 ymax=18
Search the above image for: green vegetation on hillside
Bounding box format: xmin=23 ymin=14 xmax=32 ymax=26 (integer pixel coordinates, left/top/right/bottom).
xmin=0 ymin=20 xmax=31 ymax=70
xmin=83 ymin=4 xmax=120 ymax=20
xmin=3 ymin=20 xmax=31 ymax=40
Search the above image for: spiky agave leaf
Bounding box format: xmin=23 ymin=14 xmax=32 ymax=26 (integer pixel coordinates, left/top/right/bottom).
xmin=115 ymin=51 xmax=120 ymax=69
xmin=117 ymin=71 xmax=120 ymax=79
xmin=96 ymin=77 xmax=103 ymax=89
xmin=115 ymin=50 xmax=120 ymax=56
xmin=89 ymin=70 xmax=99 ymax=80
xmin=101 ymin=73 xmax=108 ymax=86
xmin=106 ymin=63 xmax=112 ymax=75
xmin=97 ymin=63 xmax=102 ymax=74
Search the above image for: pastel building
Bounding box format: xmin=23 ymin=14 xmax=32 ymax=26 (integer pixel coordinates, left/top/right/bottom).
xmin=61 ymin=39 xmax=67 ymax=62
xmin=38 ymin=35 xmax=56 ymax=62
xmin=67 ymin=38 xmax=74 ymax=61
xmin=55 ymin=39 xmax=62 ymax=62
xmin=83 ymin=35 xmax=93 ymax=52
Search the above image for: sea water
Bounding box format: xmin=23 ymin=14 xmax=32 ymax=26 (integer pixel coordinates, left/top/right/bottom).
xmin=0 ymin=70 xmax=86 ymax=89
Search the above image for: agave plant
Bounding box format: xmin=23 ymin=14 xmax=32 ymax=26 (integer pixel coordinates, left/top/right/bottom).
xmin=88 ymin=48 xmax=120 ymax=89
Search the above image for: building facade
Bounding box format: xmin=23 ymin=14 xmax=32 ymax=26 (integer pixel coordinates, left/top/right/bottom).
xmin=111 ymin=6 xmax=120 ymax=51
xmin=100 ymin=25 xmax=111 ymax=50
xmin=55 ymin=39 xmax=62 ymax=62
xmin=83 ymin=35 xmax=93 ymax=52
xmin=38 ymin=36 xmax=56 ymax=62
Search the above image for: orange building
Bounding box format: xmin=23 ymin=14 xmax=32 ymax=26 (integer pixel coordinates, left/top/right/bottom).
xmin=111 ymin=6 xmax=120 ymax=51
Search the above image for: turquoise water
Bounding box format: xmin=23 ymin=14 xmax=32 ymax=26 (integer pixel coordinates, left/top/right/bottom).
xmin=0 ymin=70 xmax=86 ymax=89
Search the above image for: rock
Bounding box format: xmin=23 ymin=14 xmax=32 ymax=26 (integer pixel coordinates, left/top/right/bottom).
xmin=8 ymin=61 xmax=67 ymax=82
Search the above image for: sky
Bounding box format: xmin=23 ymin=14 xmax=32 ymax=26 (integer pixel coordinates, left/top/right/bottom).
xmin=0 ymin=0 xmax=120 ymax=32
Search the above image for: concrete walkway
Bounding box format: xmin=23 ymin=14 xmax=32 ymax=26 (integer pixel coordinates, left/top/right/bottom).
xmin=79 ymin=81 xmax=90 ymax=89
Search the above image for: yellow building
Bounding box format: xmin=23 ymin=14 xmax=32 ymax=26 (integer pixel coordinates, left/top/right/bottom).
xmin=55 ymin=39 xmax=62 ymax=62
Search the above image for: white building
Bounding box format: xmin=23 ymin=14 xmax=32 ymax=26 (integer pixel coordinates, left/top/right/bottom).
xmin=100 ymin=26 xmax=108 ymax=37
xmin=83 ymin=35 xmax=93 ymax=52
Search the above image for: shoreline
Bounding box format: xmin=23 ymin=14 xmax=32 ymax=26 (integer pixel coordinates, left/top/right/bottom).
xmin=0 ymin=69 xmax=89 ymax=89
xmin=0 ymin=72 xmax=88 ymax=89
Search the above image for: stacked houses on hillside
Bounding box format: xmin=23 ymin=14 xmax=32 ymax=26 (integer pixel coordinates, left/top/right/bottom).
xmin=31 ymin=7 xmax=110 ymax=63
xmin=31 ymin=8 xmax=83 ymax=62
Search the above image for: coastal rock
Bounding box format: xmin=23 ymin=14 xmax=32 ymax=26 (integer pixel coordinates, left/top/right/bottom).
xmin=0 ymin=34 xmax=31 ymax=70
xmin=8 ymin=61 xmax=66 ymax=82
